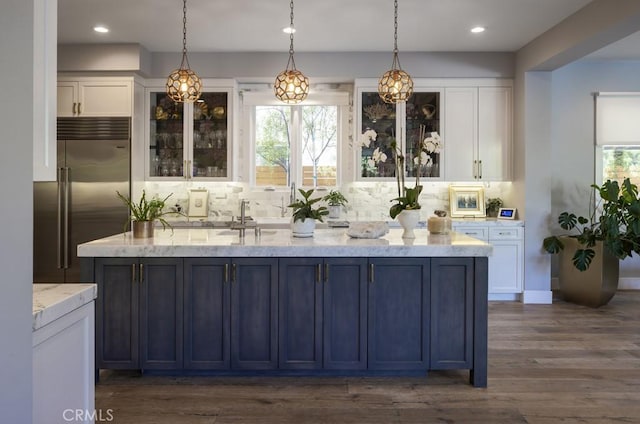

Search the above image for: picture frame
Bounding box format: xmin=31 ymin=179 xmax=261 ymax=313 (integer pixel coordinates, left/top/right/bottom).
xmin=449 ymin=185 xmax=486 ymax=217
xmin=188 ymin=189 xmax=209 ymax=218
xmin=498 ymin=207 xmax=517 ymax=220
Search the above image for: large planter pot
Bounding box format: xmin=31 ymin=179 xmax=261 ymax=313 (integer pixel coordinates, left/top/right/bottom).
xmin=132 ymin=221 xmax=154 ymax=238
xmin=291 ymin=218 xmax=316 ymax=238
xmin=558 ymin=238 xmax=619 ymax=308
xmin=396 ymin=209 xmax=420 ymax=239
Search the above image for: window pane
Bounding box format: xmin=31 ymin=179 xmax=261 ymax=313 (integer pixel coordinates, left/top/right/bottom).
xmin=603 ymin=146 xmax=640 ymax=187
xmin=255 ymin=106 xmax=291 ymax=186
xmin=301 ymin=105 xmax=338 ymax=187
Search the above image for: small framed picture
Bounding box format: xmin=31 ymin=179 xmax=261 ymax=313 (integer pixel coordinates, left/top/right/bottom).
xmin=449 ymin=185 xmax=486 ymax=218
xmin=188 ymin=189 xmax=209 ymax=218
xmin=498 ymin=207 xmax=517 ymax=220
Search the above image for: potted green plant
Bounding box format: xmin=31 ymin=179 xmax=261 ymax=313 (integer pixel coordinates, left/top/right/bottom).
xmin=323 ymin=190 xmax=348 ymax=219
xmin=117 ymin=190 xmax=174 ymax=238
xmin=288 ymin=188 xmax=329 ymax=237
xmin=486 ymin=197 xmax=503 ymax=217
xmin=542 ymin=178 xmax=640 ymax=307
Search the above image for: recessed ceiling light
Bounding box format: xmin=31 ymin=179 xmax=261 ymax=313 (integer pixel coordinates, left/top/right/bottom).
xmin=470 ymin=26 xmax=485 ymax=34
xmin=282 ymin=26 xmax=296 ymax=34
xmin=93 ymin=25 xmax=109 ymax=33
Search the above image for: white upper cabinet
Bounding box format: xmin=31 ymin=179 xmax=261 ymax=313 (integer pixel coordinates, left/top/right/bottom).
xmin=444 ymin=83 xmax=512 ymax=181
xmin=57 ymin=78 xmax=133 ymax=117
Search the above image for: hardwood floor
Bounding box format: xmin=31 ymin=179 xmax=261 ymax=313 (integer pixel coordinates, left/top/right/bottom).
xmin=96 ymin=291 xmax=640 ymax=423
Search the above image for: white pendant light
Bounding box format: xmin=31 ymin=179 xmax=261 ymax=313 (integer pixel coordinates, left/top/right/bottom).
xmin=274 ymin=0 xmax=309 ymax=104
xmin=378 ymin=0 xmax=413 ymax=104
xmin=166 ymin=0 xmax=202 ymax=103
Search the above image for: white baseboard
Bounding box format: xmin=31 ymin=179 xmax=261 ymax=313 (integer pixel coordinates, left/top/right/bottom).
xmin=522 ymin=290 xmax=553 ymax=304
xmin=488 ymin=293 xmax=520 ymax=301
xmin=619 ymin=278 xmax=640 ymax=290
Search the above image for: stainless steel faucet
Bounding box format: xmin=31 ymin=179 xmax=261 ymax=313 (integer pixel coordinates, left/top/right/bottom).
xmin=290 ymin=182 xmax=296 ymax=205
xmin=240 ymin=199 xmax=247 ymax=225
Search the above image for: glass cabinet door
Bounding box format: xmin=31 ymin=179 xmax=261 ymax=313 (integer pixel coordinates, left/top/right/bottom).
xmin=359 ymin=92 xmax=398 ymax=178
xmin=149 ymin=92 xmax=185 ymax=178
xmin=191 ymin=92 xmax=228 ymax=178
xmin=405 ymin=91 xmax=441 ymax=179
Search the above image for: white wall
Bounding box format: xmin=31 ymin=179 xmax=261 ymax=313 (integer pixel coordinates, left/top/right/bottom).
xmin=551 ymin=60 xmax=640 ymax=281
xmin=0 ymin=1 xmax=34 ymax=422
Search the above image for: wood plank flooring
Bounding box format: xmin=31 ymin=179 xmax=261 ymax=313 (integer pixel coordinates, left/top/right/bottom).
xmin=96 ymin=291 xmax=640 ymax=423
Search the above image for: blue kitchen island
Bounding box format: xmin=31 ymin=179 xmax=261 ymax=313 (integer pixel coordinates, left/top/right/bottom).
xmin=78 ymin=227 xmax=491 ymax=387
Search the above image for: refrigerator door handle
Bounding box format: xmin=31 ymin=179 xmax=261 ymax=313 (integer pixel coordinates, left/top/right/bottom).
xmin=63 ymin=167 xmax=71 ymax=269
xmin=56 ymin=167 xmax=64 ymax=269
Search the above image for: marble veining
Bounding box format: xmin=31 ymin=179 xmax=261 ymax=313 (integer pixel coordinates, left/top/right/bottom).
xmin=33 ymin=284 xmax=97 ymax=331
xmin=77 ymin=228 xmax=492 ymax=258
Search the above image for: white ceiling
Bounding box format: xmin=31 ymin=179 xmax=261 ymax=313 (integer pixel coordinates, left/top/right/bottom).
xmin=58 ymin=0 xmax=599 ymax=54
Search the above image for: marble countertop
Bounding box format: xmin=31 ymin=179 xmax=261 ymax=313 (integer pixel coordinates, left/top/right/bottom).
xmin=33 ymin=284 xmax=97 ymax=331
xmin=77 ymin=228 xmax=492 ymax=258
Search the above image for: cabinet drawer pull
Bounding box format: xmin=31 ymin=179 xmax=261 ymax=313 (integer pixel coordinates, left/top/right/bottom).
xmin=369 ymin=263 xmax=374 ymax=283
xmin=73 ymin=102 xmax=77 ymax=115
xmin=324 ymin=263 xmax=329 ymax=283
xmin=224 ymin=263 xmax=229 ymax=283
xmin=139 ymin=263 xmax=144 ymax=284
xmin=316 ymin=263 xmax=321 ymax=284
xmin=131 ymin=263 xmax=136 ymax=284
xmin=184 ymin=160 xmax=188 ymax=180
xmin=479 ymin=160 xmax=483 ymax=179
xmin=78 ymin=102 xmax=82 ymax=115
xmin=231 ymin=263 xmax=237 ymax=283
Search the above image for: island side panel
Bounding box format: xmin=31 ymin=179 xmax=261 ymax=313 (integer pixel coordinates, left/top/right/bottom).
xmin=471 ymin=256 xmax=488 ymax=387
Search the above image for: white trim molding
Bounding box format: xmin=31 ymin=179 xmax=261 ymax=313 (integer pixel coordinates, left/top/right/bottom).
xmin=522 ymin=290 xmax=553 ymax=304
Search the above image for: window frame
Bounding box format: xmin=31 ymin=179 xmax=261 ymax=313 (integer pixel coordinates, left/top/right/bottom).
xmin=243 ymin=91 xmax=350 ymax=190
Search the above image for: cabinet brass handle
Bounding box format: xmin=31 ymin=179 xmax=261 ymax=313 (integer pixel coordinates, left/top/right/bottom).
xmin=231 ymin=263 xmax=237 ymax=283
xmin=473 ymin=160 xmax=478 ymax=179
xmin=131 ymin=263 xmax=136 ymax=284
xmin=187 ymin=160 xmax=192 ymax=179
xmin=139 ymin=263 xmax=144 ymax=284
xmin=184 ymin=160 xmax=188 ymax=180
xmin=224 ymin=263 xmax=229 ymax=283
xmin=324 ymin=263 xmax=329 ymax=283
xmin=479 ymin=160 xmax=483 ymax=179
xmin=369 ymin=263 xmax=374 ymax=283
xmin=73 ymin=102 xmax=77 ymax=115
xmin=316 ymin=263 xmax=321 ymax=284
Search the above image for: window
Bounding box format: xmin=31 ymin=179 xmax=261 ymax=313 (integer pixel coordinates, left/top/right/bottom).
xmin=596 ymin=93 xmax=640 ymax=186
xmin=244 ymin=91 xmax=349 ymax=188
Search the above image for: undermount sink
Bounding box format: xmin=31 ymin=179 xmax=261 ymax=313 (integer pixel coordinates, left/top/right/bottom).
xmin=217 ymin=229 xmax=278 ymax=236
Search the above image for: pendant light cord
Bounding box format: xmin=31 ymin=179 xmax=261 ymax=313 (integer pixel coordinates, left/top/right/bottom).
xmin=391 ymin=0 xmax=401 ymax=70
xmin=286 ymin=0 xmax=297 ymax=71
xmin=180 ymin=0 xmax=191 ymax=69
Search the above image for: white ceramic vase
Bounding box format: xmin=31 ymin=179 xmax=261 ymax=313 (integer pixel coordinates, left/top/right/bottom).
xmin=291 ymin=218 xmax=316 ymax=238
xmin=396 ymin=209 xmax=420 ymax=239
xmin=328 ymin=205 xmax=341 ymax=219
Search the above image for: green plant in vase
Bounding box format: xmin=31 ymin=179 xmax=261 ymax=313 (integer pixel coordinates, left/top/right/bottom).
xmin=116 ymin=190 xmax=175 ymax=235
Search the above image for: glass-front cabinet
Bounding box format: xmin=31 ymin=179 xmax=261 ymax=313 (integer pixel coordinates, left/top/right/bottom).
xmin=146 ymin=80 xmax=234 ymax=180
xmin=356 ymin=81 xmax=442 ymax=180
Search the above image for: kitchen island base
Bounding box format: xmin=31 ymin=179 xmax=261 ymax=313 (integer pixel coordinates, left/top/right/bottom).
xmin=82 ymin=254 xmax=487 ymax=387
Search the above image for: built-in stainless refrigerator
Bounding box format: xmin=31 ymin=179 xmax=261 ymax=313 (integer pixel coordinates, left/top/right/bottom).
xmin=34 ymin=117 xmax=131 ymax=283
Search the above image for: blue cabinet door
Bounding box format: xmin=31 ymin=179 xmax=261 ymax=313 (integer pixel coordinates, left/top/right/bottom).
xmin=323 ymin=258 xmax=368 ymax=370
xmin=368 ymin=258 xmax=430 ymax=370
xmin=231 ymin=258 xmax=278 ymax=370
xmin=139 ymin=258 xmax=184 ymax=370
xmin=279 ymin=258 xmax=323 ymax=369
xmin=95 ymin=258 xmax=139 ymax=369
xmin=430 ymin=257 xmax=473 ymax=370
xmin=184 ymin=258 xmax=231 ymax=369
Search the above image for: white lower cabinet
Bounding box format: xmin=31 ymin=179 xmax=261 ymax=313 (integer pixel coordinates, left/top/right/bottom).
xmin=453 ymin=222 xmax=524 ymax=299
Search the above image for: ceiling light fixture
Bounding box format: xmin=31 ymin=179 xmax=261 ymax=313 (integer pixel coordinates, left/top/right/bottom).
xmin=378 ymin=0 xmax=413 ymax=104
xmin=471 ymin=26 xmax=486 ymax=33
xmin=166 ymin=0 xmax=202 ymax=103
xmin=93 ymin=25 xmax=109 ymax=33
xmin=274 ymin=0 xmax=309 ymax=104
